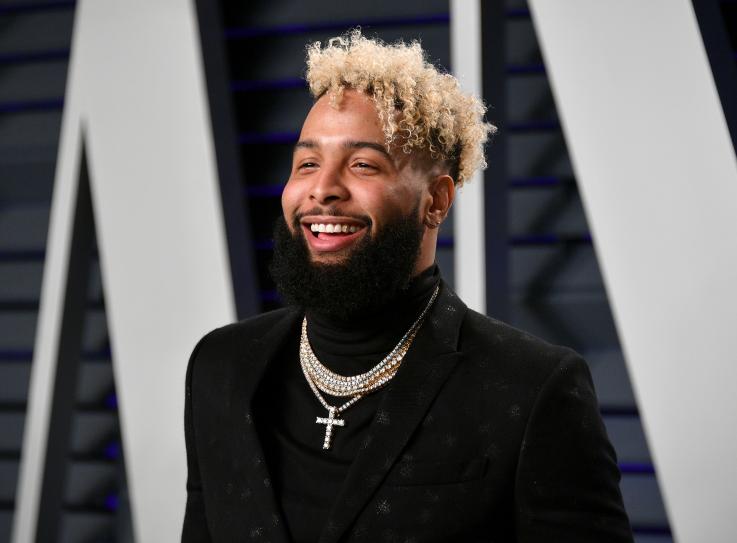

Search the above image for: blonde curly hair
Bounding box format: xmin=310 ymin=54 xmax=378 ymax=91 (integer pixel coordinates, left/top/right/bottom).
xmin=305 ymin=30 xmax=496 ymax=186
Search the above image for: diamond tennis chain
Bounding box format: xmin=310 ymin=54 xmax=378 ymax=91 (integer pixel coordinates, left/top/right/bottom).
xmin=300 ymin=285 xmax=440 ymax=449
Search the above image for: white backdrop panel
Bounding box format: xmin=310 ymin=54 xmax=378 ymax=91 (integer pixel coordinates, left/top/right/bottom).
xmin=529 ymin=1 xmax=737 ymax=541
xmin=14 ymin=1 xmax=235 ymax=541
xmin=451 ymin=0 xmax=486 ymax=314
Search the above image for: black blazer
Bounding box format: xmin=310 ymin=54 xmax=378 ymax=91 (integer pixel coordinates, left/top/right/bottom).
xmin=183 ymin=283 xmax=633 ymax=542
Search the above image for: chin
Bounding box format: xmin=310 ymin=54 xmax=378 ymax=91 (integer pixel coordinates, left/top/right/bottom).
xmin=308 ymin=250 xmax=352 ymax=266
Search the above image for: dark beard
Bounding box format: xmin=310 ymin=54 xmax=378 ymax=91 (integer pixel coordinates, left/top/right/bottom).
xmin=269 ymin=206 xmax=424 ymax=320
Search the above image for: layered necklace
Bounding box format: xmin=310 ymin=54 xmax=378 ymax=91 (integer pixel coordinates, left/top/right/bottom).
xmin=299 ymin=285 xmax=440 ymax=450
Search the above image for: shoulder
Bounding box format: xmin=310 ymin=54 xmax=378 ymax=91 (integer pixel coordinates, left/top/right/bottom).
xmin=457 ymin=307 xmax=585 ymax=389
xmin=185 ymin=307 xmax=299 ymax=383
xmin=449 ymin=308 xmax=600 ymax=448
xmin=435 ymin=280 xmax=583 ymax=390
xmin=460 ymin=308 xmax=575 ymax=360
xmin=193 ymin=307 xmax=298 ymax=355
xmin=215 ymin=306 xmax=298 ymax=338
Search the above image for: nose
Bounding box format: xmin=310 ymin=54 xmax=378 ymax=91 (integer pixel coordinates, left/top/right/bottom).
xmin=309 ymin=163 xmax=349 ymax=205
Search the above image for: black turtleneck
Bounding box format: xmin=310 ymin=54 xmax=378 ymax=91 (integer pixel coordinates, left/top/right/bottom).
xmin=253 ymin=265 xmax=441 ymax=543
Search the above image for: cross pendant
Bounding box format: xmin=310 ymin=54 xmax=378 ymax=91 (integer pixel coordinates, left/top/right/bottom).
xmin=316 ymin=407 xmax=345 ymax=450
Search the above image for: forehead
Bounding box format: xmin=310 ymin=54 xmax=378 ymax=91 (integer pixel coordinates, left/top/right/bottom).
xmin=299 ymin=89 xmax=385 ymax=145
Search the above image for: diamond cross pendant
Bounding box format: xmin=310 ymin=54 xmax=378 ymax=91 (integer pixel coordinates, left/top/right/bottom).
xmin=316 ymin=407 xmax=345 ymax=450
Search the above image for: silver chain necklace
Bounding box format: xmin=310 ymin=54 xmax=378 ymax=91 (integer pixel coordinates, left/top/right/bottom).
xmin=299 ymin=285 xmax=439 ymax=449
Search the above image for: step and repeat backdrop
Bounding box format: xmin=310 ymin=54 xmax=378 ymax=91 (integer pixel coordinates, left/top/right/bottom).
xmin=1 ymin=1 xmax=736 ymax=541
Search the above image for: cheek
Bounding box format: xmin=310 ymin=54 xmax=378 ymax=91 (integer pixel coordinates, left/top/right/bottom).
xmin=280 ymin=182 xmax=300 ymax=219
xmin=361 ymin=187 xmax=420 ymax=227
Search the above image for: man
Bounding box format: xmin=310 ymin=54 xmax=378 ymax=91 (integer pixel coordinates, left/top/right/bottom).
xmin=183 ymin=32 xmax=633 ymax=542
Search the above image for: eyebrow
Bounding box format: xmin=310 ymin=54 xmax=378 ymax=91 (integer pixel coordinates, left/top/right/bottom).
xmin=294 ymin=139 xmax=392 ymax=161
xmin=345 ymin=140 xmax=392 ymax=160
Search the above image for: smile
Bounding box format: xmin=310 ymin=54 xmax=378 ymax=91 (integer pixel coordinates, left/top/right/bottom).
xmin=310 ymin=223 xmax=360 ymax=234
xmin=300 ymin=217 xmax=367 ymax=253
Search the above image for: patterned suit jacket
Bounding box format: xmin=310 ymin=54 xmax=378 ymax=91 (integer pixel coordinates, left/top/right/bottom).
xmin=182 ymin=282 xmax=633 ymax=542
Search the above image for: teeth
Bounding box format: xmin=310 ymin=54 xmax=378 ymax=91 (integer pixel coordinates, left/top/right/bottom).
xmin=308 ymin=223 xmax=361 ymax=234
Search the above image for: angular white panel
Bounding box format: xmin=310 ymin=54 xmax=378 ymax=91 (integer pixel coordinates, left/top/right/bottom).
xmin=450 ymin=0 xmax=486 ymax=314
xmin=529 ymin=1 xmax=737 ymax=541
xmin=14 ymin=1 xmax=235 ymax=541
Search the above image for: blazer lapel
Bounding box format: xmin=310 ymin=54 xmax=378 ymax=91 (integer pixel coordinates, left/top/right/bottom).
xmin=319 ymin=283 xmax=467 ymax=543
xmin=231 ymin=308 xmax=301 ymax=543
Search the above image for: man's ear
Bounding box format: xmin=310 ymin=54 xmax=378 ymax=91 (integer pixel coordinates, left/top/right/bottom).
xmin=424 ymin=174 xmax=455 ymax=229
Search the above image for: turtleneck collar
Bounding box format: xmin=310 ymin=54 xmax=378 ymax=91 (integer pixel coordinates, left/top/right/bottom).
xmin=304 ymin=264 xmax=441 ymax=373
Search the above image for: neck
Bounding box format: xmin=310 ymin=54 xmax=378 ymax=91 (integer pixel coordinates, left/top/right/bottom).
xmin=305 ymin=264 xmax=440 ymax=372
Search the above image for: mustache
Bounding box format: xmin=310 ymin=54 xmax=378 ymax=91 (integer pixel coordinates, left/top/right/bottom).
xmin=292 ymin=207 xmax=372 ymax=229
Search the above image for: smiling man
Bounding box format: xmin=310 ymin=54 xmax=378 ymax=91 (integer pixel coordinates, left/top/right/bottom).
xmin=182 ymin=32 xmax=633 ymax=543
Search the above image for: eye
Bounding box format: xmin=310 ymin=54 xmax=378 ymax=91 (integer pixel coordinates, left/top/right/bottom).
xmin=297 ymin=161 xmax=318 ymax=171
xmin=353 ymin=161 xmax=377 ymax=171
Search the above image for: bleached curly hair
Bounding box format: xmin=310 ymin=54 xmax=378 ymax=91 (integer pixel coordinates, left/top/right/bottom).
xmin=305 ymin=30 xmax=496 ymax=186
